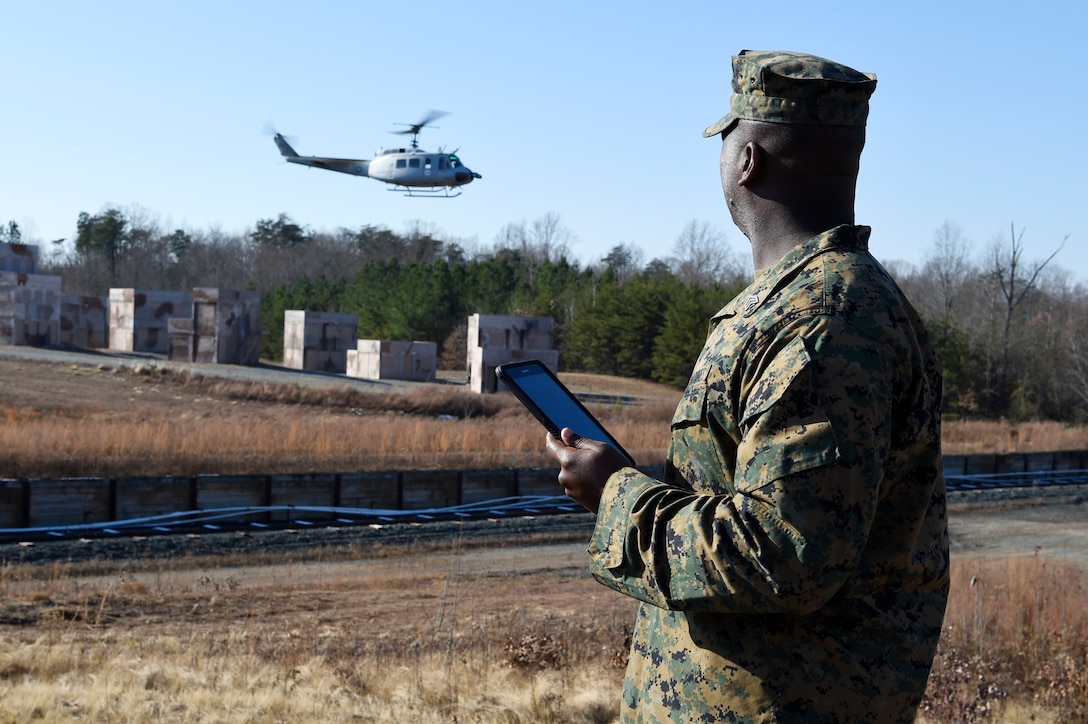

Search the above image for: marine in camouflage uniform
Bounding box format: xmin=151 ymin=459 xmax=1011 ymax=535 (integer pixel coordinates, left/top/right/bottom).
xmin=548 ymin=50 xmax=949 ymax=722
xmin=592 ymin=221 xmax=948 ymax=721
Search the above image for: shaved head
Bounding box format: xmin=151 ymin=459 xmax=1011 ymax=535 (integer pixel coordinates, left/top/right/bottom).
xmin=719 ymin=120 xmax=866 ymax=250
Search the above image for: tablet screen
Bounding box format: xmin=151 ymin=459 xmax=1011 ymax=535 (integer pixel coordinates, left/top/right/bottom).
xmin=497 ymin=360 xmax=634 ymax=465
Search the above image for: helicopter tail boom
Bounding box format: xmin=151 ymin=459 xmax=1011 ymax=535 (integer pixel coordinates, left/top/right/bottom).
xmin=273 ymin=133 xmax=371 ymax=178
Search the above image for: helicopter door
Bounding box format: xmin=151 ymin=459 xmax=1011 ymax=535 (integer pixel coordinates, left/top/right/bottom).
xmin=424 ymin=157 xmax=432 ymax=177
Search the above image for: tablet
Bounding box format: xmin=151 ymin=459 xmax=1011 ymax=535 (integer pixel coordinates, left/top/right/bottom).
xmin=496 ymin=359 xmax=635 ymax=466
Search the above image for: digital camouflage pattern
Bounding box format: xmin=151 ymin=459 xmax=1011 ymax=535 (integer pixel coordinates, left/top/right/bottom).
xmin=703 ymin=50 xmax=878 ymax=138
xmin=590 ymin=225 xmax=949 ymax=722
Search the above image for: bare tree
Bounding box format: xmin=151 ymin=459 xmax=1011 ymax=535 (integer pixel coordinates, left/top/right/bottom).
xmin=491 ymin=220 xmax=527 ymax=253
xmin=528 ymin=211 xmax=573 ymax=265
xmin=986 ymin=222 xmax=1068 ymax=412
xmin=670 ymin=220 xmax=746 ymax=288
xmin=1068 ymin=294 xmax=1088 ymax=413
xmin=922 ymin=221 xmax=975 ymax=321
xmin=402 ymin=219 xmax=445 ymax=263
xmin=491 ymin=212 xmax=575 ymax=284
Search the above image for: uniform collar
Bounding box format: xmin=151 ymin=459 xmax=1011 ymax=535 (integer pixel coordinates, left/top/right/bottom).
xmin=712 ymin=225 xmax=871 ymax=322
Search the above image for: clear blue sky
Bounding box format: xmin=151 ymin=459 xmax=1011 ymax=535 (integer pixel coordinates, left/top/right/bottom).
xmin=3 ymin=1 xmax=1084 ymax=281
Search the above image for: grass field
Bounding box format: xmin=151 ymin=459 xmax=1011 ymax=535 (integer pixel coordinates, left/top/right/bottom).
xmin=2 ymin=537 xmax=1085 ymax=722
xmin=2 ymin=362 xmax=1088 ymax=721
xmin=3 ymin=363 xmax=1088 ymax=480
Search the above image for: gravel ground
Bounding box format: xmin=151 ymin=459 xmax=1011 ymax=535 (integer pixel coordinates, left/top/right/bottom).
xmin=0 ymin=511 xmax=599 ymax=567
xmin=0 ymin=344 xmax=445 ymax=391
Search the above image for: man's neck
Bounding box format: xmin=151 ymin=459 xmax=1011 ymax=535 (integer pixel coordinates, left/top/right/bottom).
xmin=748 ymin=223 xmax=826 ymax=270
xmin=745 ymin=205 xmax=854 ymax=270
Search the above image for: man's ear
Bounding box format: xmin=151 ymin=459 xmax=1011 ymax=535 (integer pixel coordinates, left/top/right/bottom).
xmin=738 ymin=142 xmax=761 ymax=187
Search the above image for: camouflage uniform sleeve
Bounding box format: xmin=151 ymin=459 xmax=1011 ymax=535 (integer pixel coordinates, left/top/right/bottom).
xmin=589 ymin=316 xmax=894 ymax=614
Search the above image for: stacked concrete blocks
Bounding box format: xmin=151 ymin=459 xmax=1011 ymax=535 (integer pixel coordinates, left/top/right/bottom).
xmin=109 ymin=288 xmax=194 ymax=354
xmin=0 ymin=273 xmax=61 ymax=347
xmin=347 ymin=339 xmax=437 ymax=382
xmin=283 ymin=310 xmax=359 ymax=373
xmin=0 ymin=243 xmax=39 ymax=274
xmin=0 ymin=242 xmax=61 ymax=347
xmin=60 ymin=295 xmax=109 ymax=349
xmin=467 ymin=313 xmax=559 ymax=393
xmin=168 ymin=288 xmax=261 ymax=365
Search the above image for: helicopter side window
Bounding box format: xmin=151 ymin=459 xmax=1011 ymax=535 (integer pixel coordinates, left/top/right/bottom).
xmin=439 ymin=158 xmax=449 ymax=170
xmin=396 ymin=159 xmax=407 ymax=169
xmin=409 ymin=158 xmax=420 ymax=168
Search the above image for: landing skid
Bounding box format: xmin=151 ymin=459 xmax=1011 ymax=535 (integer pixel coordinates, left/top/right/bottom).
xmin=390 ymin=185 xmax=462 ymax=198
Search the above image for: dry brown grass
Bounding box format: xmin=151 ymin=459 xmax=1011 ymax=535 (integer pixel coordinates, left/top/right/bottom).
xmin=3 ymin=541 xmax=1086 ymax=722
xmin=4 ymin=363 xmax=1088 ymax=721
xmin=0 ymin=366 xmax=677 ymax=478
xmin=942 ymin=419 xmax=1088 ymax=455
xmin=0 ymin=542 xmax=632 ymax=722
xmin=919 ymin=553 xmax=1088 ymax=722
xmin=5 ymin=362 xmax=1088 ymax=481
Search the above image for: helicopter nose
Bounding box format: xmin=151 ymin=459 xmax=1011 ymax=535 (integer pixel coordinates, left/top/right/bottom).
xmin=455 ymin=170 xmax=480 ymax=183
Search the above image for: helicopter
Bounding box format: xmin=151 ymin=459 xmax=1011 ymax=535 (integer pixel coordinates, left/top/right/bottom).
xmin=271 ymin=111 xmax=481 ymax=197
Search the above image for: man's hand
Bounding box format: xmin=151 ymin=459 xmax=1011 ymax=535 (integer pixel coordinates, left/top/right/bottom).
xmin=545 ymin=427 xmax=631 ymax=513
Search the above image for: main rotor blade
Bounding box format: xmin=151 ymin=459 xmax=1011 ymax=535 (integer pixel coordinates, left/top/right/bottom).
xmin=394 ymin=110 xmax=449 ymax=135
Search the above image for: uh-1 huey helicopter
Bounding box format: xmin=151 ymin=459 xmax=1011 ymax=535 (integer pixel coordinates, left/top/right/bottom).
xmin=271 ymin=111 xmax=481 ymax=197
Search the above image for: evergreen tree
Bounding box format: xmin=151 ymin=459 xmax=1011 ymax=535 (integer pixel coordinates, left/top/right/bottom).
xmin=75 ymin=208 xmax=129 ymax=280
xmin=652 ymin=283 xmax=731 ymax=387
xmin=250 ymin=214 xmax=311 ymax=248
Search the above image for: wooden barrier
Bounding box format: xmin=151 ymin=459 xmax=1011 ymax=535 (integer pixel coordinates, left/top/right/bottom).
xmin=401 ymin=470 xmax=459 ymax=510
xmin=461 ymin=469 xmax=517 ymax=504
xmin=114 ymin=475 xmax=195 ymax=520
xmin=26 ymin=477 xmax=111 ymax=528
xmin=338 ymin=472 xmax=399 ymax=510
xmin=0 ymin=452 xmax=1085 ymax=530
xmin=516 ymin=468 xmax=562 ymax=496
xmin=270 ymin=473 xmax=337 ymax=521
xmin=0 ymin=479 xmax=28 ymax=528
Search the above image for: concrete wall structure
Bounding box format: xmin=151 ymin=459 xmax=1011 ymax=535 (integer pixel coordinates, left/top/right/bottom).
xmin=60 ymin=295 xmax=109 ymax=349
xmin=109 ymin=288 xmax=193 ymax=354
xmin=0 ymin=242 xmax=39 ymax=274
xmin=167 ymin=287 xmax=261 ymax=365
xmin=0 ymin=272 xmax=61 ymax=347
xmin=467 ymin=313 xmax=558 ymax=393
xmin=283 ymin=310 xmax=358 ymax=373
xmin=347 ymin=339 xmax=437 ymax=382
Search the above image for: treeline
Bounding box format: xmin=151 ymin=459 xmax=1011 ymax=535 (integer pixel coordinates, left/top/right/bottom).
xmin=888 ymin=222 xmax=1082 ymax=423
xmin=29 ymin=208 xmax=748 ymax=388
xmin=13 ymin=208 xmax=1087 ymax=422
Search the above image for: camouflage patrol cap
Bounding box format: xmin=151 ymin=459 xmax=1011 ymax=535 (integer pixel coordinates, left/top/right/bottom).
xmin=702 ymin=50 xmax=877 ymax=138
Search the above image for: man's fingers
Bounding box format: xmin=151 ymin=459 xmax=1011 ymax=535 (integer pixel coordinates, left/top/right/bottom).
xmin=560 ymin=427 xmax=584 ymax=448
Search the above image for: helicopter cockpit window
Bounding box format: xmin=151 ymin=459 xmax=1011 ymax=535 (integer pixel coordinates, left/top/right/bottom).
xmin=409 ymin=158 xmax=420 ymax=168
xmin=396 ymin=159 xmax=407 ymax=169
xmin=448 ymin=156 xmax=462 ymax=169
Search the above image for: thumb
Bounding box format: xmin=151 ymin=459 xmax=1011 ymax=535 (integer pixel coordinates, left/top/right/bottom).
xmin=560 ymin=427 xmax=584 ymax=448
